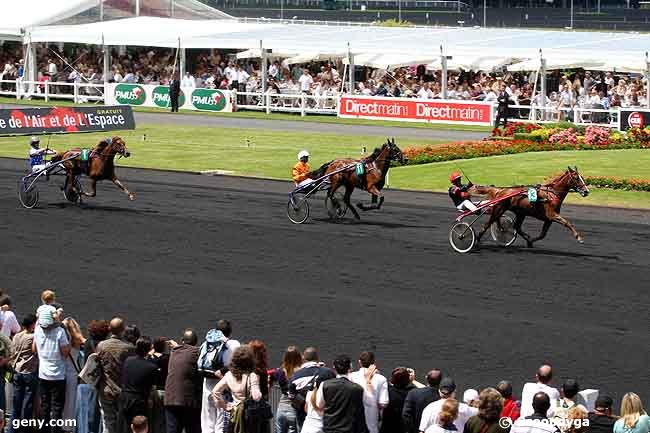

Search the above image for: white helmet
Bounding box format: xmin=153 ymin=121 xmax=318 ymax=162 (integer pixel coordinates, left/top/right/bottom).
xmin=297 ymin=150 xmax=310 ymax=160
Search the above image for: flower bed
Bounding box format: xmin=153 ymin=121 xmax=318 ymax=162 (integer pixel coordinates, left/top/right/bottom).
xmin=585 ymin=176 xmax=650 ymax=192
xmin=403 ymin=123 xmax=650 ymax=166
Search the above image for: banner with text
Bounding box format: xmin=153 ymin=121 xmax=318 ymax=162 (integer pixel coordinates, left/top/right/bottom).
xmin=618 ymin=108 xmax=650 ymax=131
xmin=105 ymin=83 xmax=233 ymax=113
xmin=338 ymin=95 xmax=494 ymax=126
xmin=0 ymin=106 xmax=135 ymax=136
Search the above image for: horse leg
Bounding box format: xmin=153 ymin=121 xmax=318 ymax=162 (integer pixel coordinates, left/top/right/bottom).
xmin=357 ymin=185 xmax=383 ymax=211
xmin=528 ymin=220 xmax=553 ymax=246
xmin=82 ymin=179 xmax=97 ymax=198
xmin=476 ymin=204 xmax=506 ymax=242
xmin=345 ymin=184 xmax=360 ymax=220
xmin=112 ymin=176 xmax=135 ymax=201
xmin=550 ymin=214 xmax=584 ymax=243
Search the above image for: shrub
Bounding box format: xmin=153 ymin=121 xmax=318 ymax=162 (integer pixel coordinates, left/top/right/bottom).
xmin=549 ymin=128 xmax=579 ymax=146
xmin=585 ymin=176 xmax=650 ymax=192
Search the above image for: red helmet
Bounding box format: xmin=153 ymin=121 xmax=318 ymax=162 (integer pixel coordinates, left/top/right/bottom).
xmin=449 ymin=171 xmax=462 ymax=182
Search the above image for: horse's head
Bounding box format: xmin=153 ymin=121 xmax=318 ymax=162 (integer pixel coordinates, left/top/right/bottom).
xmin=110 ymin=136 xmax=131 ymax=158
xmin=387 ymin=138 xmax=407 ymax=165
xmin=567 ymin=166 xmax=589 ymax=197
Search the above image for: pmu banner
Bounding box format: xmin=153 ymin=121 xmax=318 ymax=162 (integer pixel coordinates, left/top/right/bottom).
xmin=618 ymin=108 xmax=650 ymax=131
xmin=338 ymin=95 xmax=494 ymax=126
xmin=0 ymin=106 xmax=136 ymax=136
xmin=105 ymin=83 xmax=234 ymax=113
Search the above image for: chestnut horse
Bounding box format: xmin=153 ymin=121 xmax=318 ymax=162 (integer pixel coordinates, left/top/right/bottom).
xmin=309 ymin=138 xmax=407 ymax=220
xmin=471 ymin=166 xmax=589 ymax=247
xmin=51 ymin=136 xmax=135 ymax=203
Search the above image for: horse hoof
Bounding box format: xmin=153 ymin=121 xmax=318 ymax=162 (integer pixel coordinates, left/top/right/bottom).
xmin=128 ymin=193 xmax=136 ymax=201
xmin=356 ymin=203 xmax=364 ymax=210
xmin=577 ymin=238 xmax=584 ymax=244
xmin=526 ymin=242 xmax=534 ymax=248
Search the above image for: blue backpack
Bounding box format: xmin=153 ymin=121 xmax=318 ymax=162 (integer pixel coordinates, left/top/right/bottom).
xmin=197 ymin=329 xmax=228 ymax=374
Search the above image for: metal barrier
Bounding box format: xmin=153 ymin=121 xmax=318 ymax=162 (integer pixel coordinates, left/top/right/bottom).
xmin=0 ymin=79 xmax=104 ymax=103
xmin=507 ymin=103 xmax=619 ymax=128
xmin=233 ymin=90 xmax=339 ymax=116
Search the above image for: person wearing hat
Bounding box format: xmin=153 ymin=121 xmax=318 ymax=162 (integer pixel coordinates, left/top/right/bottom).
xmin=448 ymin=172 xmax=477 ymax=213
xmin=587 ymin=395 xmax=617 ymax=433
xmin=419 ymin=377 xmax=478 ymax=433
xmin=292 ymin=150 xmax=313 ymax=187
xmin=29 ymin=136 xmax=57 ymax=173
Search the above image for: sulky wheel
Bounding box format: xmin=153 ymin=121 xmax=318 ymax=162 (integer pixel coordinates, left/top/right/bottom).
xmin=490 ymin=212 xmax=518 ymax=246
xmin=449 ymin=221 xmax=476 ymax=253
xmin=287 ymin=193 xmax=310 ymax=224
xmin=17 ymin=178 xmax=39 ymax=209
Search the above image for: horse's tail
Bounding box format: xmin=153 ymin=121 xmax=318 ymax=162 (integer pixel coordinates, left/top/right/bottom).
xmin=308 ymin=161 xmax=333 ymax=179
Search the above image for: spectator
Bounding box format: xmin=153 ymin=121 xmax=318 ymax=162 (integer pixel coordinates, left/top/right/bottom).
xmin=273 ymin=346 xmax=303 ymax=433
xmin=425 ymin=399 xmax=459 ymax=433
xmin=165 ymin=329 xmax=201 ymax=433
xmin=119 ymin=336 xmax=160 ymax=428
xmin=299 ymin=69 xmax=314 ymax=94
xmin=131 ymin=415 xmax=149 ymax=433
xmin=8 ymin=314 xmax=38 ymax=433
xmin=463 ymin=388 xmax=509 ymax=433
xmin=566 ymin=405 xmax=589 ymax=433
xmin=249 ymin=339 xmax=270 ymax=433
xmin=77 ymin=320 xmax=110 ymax=433
xmin=420 ymin=378 xmax=478 ymax=433
xmin=520 ymin=365 xmax=560 ymax=418
xmin=403 ymin=369 xmax=442 ymax=433
xmin=289 ymin=347 xmax=336 ymax=431
xmin=199 ymin=319 xmax=240 ymax=433
xmin=301 ymin=380 xmax=325 ymax=433
xmin=36 ymin=289 xmax=57 ymax=327
xmin=511 ymin=392 xmax=559 ymax=433
xmin=211 ymin=346 xmax=262 ymax=430
xmin=463 ymin=390 xmax=480 ymax=408
xmin=349 ymin=351 xmax=389 ymax=433
xmin=96 ymin=317 xmax=136 ymax=433
xmin=379 ymin=367 xmax=416 ymax=433
xmin=33 ymin=307 xmax=70 ymax=433
xmin=315 ymin=354 xmax=367 ymax=433
xmin=62 ymin=317 xmax=86 ymax=432
xmin=181 ymin=71 xmax=196 ymax=88
xmin=613 ymin=393 xmax=649 ymax=433
xmin=151 ymin=336 xmax=170 ymax=389
xmin=586 ymin=395 xmax=616 ymax=433
xmin=124 ymin=325 xmax=141 ymax=346
xmin=149 ymin=337 xmax=170 ymax=433
xmin=553 ymin=380 xmax=587 ymax=432
xmin=0 ymin=295 xmax=21 ymax=337
xmin=497 ymin=381 xmax=520 ymax=423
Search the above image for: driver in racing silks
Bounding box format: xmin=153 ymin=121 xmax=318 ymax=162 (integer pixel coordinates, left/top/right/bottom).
xmin=29 ymin=136 xmax=57 ymax=173
xmin=292 ymin=150 xmax=314 ymax=187
xmin=448 ymin=171 xmax=478 ymax=212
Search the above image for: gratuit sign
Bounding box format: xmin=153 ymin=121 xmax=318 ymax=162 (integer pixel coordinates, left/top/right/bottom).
xmin=619 ymin=109 xmax=650 ymax=131
xmin=338 ymin=95 xmax=494 ymax=126
xmin=0 ymin=106 xmax=136 ymax=136
xmin=106 ymin=83 xmax=233 ymax=112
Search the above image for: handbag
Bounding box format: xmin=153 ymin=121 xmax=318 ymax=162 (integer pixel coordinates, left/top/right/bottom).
xmin=5 ymin=334 xmax=29 ymax=383
xmin=243 ymin=374 xmax=273 ymax=421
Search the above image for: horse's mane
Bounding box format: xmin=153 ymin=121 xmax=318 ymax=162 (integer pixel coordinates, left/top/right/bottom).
xmin=366 ymin=146 xmax=383 ymax=161
xmin=543 ymin=170 xmax=570 ymax=186
xmin=94 ymin=139 xmax=111 ymax=152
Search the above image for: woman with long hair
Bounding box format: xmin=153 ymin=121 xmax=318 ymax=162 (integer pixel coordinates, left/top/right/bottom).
xmin=300 ymin=380 xmax=324 ymax=433
xmin=272 ymin=346 xmax=303 ymax=433
xmin=212 ymin=346 xmax=262 ymax=431
xmin=614 ymin=393 xmax=649 ymax=433
xmin=249 ymin=340 xmax=270 ymax=433
xmin=62 ymin=317 xmax=86 ymax=432
xmin=427 ymin=399 xmax=460 ymax=433
xmin=464 ymin=387 xmax=508 ymax=433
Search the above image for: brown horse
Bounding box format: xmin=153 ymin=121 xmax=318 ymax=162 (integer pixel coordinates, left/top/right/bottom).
xmin=309 ymin=138 xmax=407 ymax=220
xmin=51 ymin=136 xmax=135 ymax=203
xmin=471 ymin=166 xmax=590 ymax=247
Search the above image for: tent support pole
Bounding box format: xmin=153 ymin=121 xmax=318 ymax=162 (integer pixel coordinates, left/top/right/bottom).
xmin=100 ymin=0 xmax=104 ymax=21
xmin=440 ymin=46 xmax=448 ymax=99
xmin=646 ymin=52 xmax=649 ymax=109
xmin=261 ymin=41 xmax=267 ymax=95
xmin=136 ymin=0 xmax=141 ymax=16
xmin=103 ymin=44 xmax=110 ymax=97
xmin=26 ymin=40 xmax=36 ymax=97
xmin=540 ymin=55 xmax=547 ymax=120
xmin=348 ymin=44 xmax=354 ymax=94
xmin=180 ymin=46 xmax=186 ymax=78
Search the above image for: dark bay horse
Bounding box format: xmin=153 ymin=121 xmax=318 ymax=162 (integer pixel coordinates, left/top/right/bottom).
xmin=309 ymin=138 xmax=407 ymax=220
xmin=471 ymin=166 xmax=589 ymax=247
xmin=51 ymin=136 xmax=135 ymax=202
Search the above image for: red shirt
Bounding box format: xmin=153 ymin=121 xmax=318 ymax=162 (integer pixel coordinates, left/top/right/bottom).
xmin=501 ymin=397 xmax=521 ymax=422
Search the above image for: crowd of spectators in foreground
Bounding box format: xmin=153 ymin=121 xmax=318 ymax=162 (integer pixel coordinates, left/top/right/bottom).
xmin=1 ymin=43 xmax=647 ymax=119
xmin=2 ymin=288 xmax=648 ymax=433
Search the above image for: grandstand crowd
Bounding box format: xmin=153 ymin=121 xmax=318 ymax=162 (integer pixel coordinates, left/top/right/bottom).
xmin=1 ymin=288 xmax=648 ymax=433
xmin=0 ymin=43 xmax=647 ymax=116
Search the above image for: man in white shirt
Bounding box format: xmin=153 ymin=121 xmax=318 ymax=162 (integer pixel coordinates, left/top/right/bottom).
xmin=224 ymin=62 xmax=236 ymax=85
xmin=520 ymin=364 xmax=560 ymax=419
xmin=181 ymin=72 xmax=196 ymax=88
xmin=200 ymin=320 xmax=240 ymax=433
xmin=418 ymin=83 xmax=434 ymax=99
xmin=0 ymin=296 xmax=20 ymax=337
xmin=348 ymin=352 xmax=389 ymax=433
xmin=299 ymin=69 xmax=314 ymax=94
xmin=419 ymin=377 xmax=478 ymax=433
xmin=47 ymin=59 xmax=58 ymax=79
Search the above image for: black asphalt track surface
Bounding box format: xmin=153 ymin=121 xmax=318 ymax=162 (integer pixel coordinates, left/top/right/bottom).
xmin=1 ymin=158 xmax=649 ymax=402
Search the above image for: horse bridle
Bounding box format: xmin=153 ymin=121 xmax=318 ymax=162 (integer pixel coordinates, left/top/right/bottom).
xmin=539 ymin=171 xmax=587 ymax=197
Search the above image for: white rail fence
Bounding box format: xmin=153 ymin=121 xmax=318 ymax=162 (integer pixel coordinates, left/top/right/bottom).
xmin=0 ymin=79 xmax=625 ymax=127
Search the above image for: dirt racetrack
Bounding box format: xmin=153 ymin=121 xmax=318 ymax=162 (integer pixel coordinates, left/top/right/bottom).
xmin=2 ymin=157 xmax=648 ymax=402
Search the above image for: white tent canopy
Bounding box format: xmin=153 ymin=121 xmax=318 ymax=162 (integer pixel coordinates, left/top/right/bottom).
xmin=26 ymin=16 xmax=650 ymax=71
xmin=0 ymin=0 xmax=98 ymax=39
